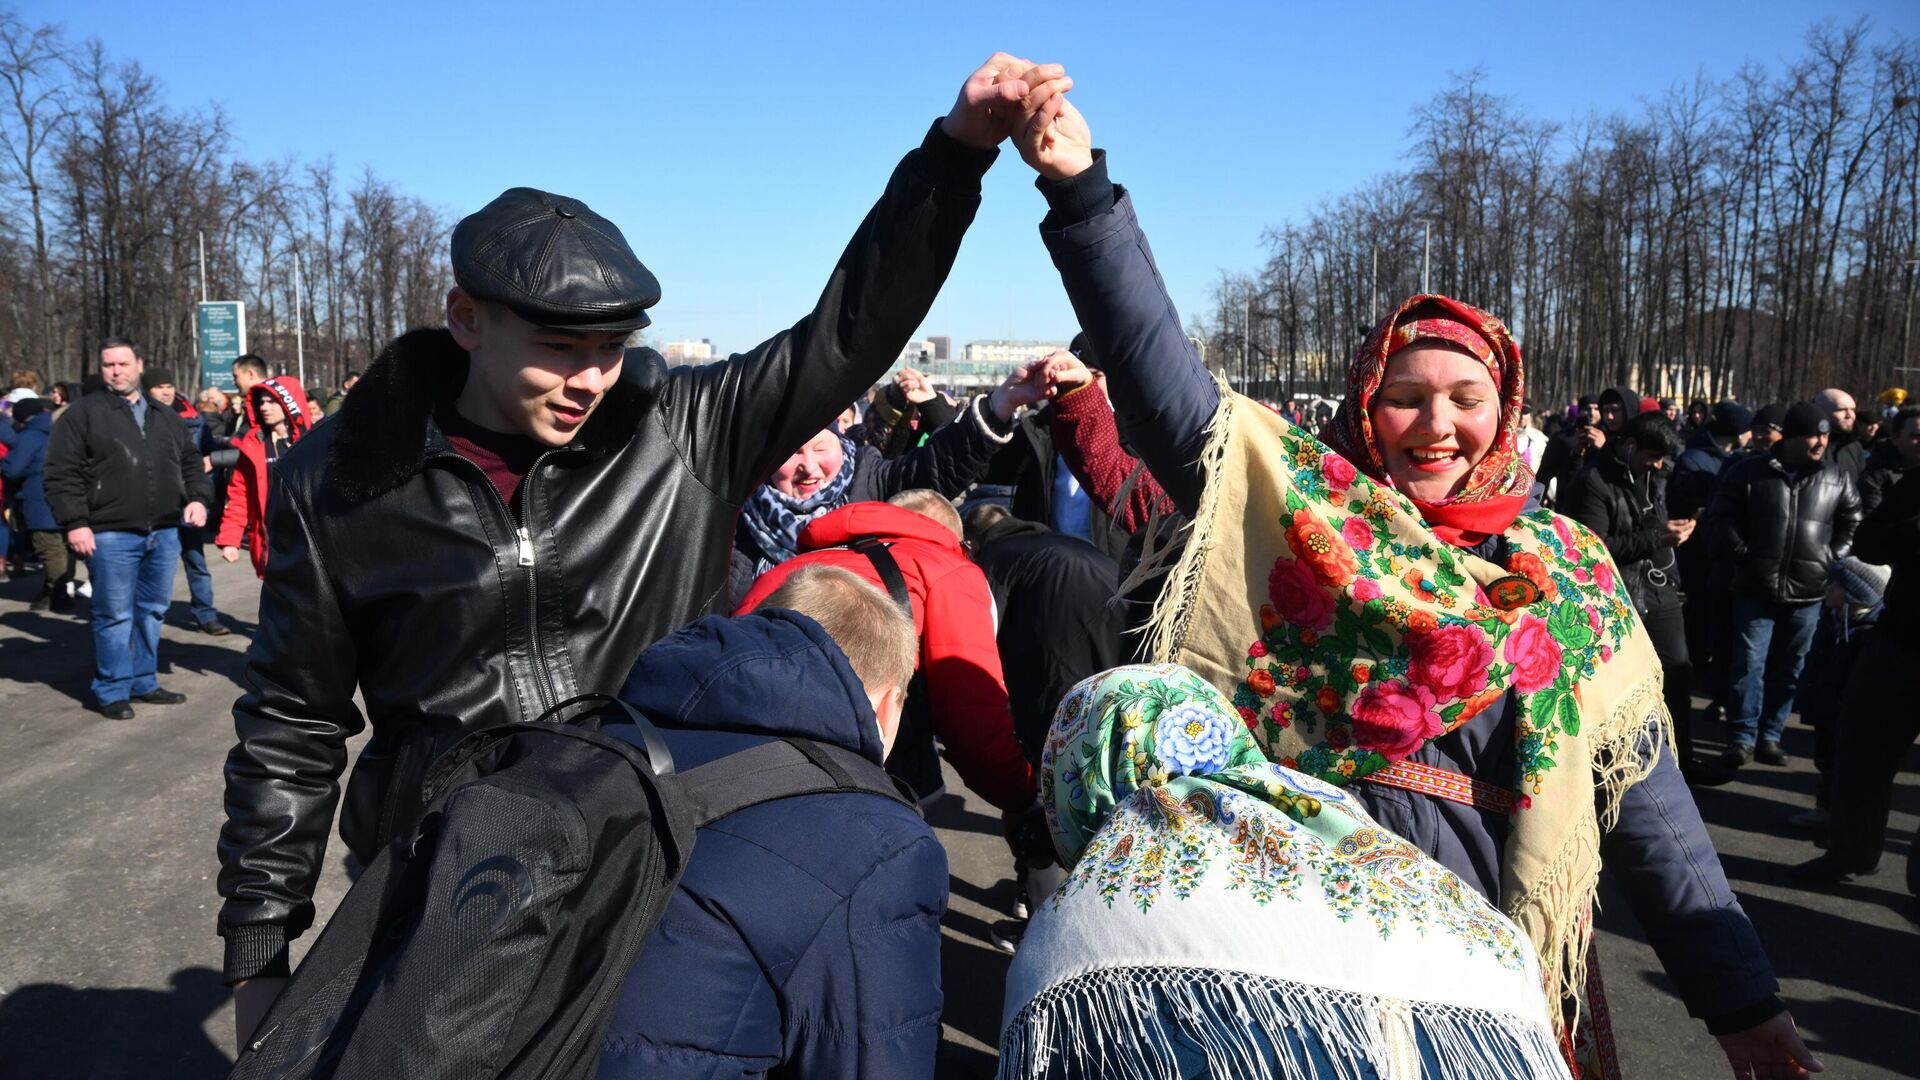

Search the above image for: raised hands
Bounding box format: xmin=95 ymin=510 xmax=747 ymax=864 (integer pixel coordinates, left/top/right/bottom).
xmin=944 ymin=54 xmax=1073 ymax=150
xmin=988 ymin=358 xmax=1056 ymax=422
xmin=1039 ymin=348 xmax=1096 ymax=393
xmin=1020 ymin=92 xmax=1093 ymax=181
xmin=895 ymin=366 xmax=938 ymax=405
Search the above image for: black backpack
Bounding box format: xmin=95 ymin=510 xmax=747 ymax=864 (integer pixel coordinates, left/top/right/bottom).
xmin=228 ymin=694 xmax=911 ymax=1080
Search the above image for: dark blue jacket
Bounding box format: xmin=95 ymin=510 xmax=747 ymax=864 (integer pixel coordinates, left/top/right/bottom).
xmin=1 ymin=412 xmax=57 ymax=531
xmin=1036 ymin=158 xmax=1781 ymax=1034
xmin=598 ymin=611 xmax=947 ymax=1080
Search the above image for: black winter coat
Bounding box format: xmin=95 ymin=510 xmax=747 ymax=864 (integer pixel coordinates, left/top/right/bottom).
xmin=727 ymin=395 xmax=1013 ymax=605
xmin=983 ymin=408 xmax=1131 ymax=562
xmin=1709 ymin=450 xmax=1862 ymax=605
xmin=43 ymin=390 xmax=212 ymax=533
xmin=1563 ymin=450 xmax=1683 ymax=613
xmin=217 ymin=123 xmax=995 ymax=982
xmin=1856 ymin=469 xmax=1920 ymax=652
xmin=969 ymin=516 xmax=1128 ymax=760
xmin=1857 ymin=439 xmax=1915 ymax=520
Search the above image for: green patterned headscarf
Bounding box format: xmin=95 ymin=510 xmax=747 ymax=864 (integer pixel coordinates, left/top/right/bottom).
xmin=1003 ymin=664 xmax=1564 ymax=1080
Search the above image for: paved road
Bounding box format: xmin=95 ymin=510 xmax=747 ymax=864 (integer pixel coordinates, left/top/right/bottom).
xmin=0 ymin=556 xmax=1914 ymax=1077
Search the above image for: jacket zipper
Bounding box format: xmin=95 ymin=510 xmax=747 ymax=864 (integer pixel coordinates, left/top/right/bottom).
xmin=433 ymin=449 xmax=567 ymax=718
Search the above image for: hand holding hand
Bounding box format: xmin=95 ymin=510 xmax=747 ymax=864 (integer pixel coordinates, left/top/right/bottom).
xmin=1713 ymin=1010 xmax=1823 ymax=1079
xmin=1020 ymin=94 xmax=1094 ymax=181
xmin=220 ymin=546 xmax=242 ymax=564
xmin=1040 ymin=349 xmax=1095 ymax=394
xmin=989 ymin=358 xmax=1055 ymax=422
xmin=183 ymin=501 xmax=208 ymax=528
xmin=67 ymin=527 xmax=95 ymax=558
xmin=896 ymin=367 xmax=937 ymax=405
xmin=944 ymin=54 xmax=1067 ymax=150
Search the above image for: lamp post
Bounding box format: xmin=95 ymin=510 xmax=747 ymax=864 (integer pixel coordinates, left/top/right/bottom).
xmin=1415 ymin=219 xmax=1434 ymax=295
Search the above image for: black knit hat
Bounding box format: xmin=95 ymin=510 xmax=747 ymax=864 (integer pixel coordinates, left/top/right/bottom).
xmin=1708 ymin=401 xmax=1753 ymax=438
xmin=1782 ymin=401 xmax=1830 ymax=440
xmin=1752 ymin=403 xmax=1787 ymax=433
xmin=141 ymin=368 xmax=176 ymax=390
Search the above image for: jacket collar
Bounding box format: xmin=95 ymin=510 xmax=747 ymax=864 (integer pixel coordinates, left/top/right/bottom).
xmin=619 ymin=610 xmax=887 ymax=764
xmin=326 ymin=327 xmax=664 ymax=501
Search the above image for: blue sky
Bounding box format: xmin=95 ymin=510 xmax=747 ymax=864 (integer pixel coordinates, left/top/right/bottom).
xmin=31 ymin=0 xmax=1918 ymax=356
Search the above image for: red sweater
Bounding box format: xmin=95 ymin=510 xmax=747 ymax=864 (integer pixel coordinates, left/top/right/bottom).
xmin=1047 ymin=381 xmax=1178 ymax=532
xmin=737 ymin=502 xmax=1035 ymax=813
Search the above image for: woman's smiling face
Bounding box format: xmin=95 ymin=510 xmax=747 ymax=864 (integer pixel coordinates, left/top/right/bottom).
xmin=1367 ymin=344 xmax=1500 ymax=503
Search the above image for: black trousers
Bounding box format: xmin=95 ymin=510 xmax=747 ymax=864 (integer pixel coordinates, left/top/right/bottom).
xmin=1826 ymin=632 xmax=1920 ymax=875
xmin=1640 ymin=602 xmax=1696 ymax=767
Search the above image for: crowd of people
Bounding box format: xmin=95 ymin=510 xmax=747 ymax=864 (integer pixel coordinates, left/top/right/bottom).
xmin=5 ymin=53 xmax=1914 ymax=1080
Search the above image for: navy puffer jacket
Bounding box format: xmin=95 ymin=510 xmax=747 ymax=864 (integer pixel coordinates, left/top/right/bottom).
xmin=599 ymin=610 xmax=947 ymax=1080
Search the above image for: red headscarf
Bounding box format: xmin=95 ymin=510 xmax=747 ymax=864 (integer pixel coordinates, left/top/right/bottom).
xmin=1326 ymin=294 xmax=1533 ymax=546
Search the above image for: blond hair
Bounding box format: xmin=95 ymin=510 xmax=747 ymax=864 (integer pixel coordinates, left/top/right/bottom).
xmin=887 ymin=489 xmax=962 ymax=539
xmin=757 ymin=564 xmax=917 ymax=693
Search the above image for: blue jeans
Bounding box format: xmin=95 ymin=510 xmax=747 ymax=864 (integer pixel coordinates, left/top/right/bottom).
xmin=86 ymin=529 xmax=180 ymax=705
xmin=1725 ymin=592 xmax=1820 ymax=749
xmin=178 ymin=530 xmax=220 ymax=625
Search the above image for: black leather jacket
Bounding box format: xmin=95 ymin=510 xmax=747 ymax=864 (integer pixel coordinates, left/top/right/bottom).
xmin=1709 ymin=450 xmax=1862 ymax=605
xmin=217 ymin=123 xmax=996 ymax=980
xmin=1563 ymin=450 xmax=1682 ymax=614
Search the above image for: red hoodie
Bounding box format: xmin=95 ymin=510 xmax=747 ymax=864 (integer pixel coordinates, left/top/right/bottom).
xmin=737 ymin=501 xmax=1036 ymax=813
xmin=216 ymin=376 xmax=312 ymax=577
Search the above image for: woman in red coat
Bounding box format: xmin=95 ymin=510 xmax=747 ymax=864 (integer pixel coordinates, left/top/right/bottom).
xmin=216 ymin=376 xmax=311 ymax=576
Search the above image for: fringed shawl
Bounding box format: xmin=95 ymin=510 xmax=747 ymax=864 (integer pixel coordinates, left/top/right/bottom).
xmin=1135 ymin=386 xmax=1671 ymax=1041
xmin=997 ymin=664 xmax=1565 ymax=1080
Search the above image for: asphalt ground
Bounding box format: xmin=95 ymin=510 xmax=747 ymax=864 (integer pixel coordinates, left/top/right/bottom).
xmin=0 ymin=554 xmax=1914 ymax=1078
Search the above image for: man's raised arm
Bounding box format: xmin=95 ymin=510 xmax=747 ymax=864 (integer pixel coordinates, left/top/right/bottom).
xmin=659 ymin=56 xmax=1073 ymax=501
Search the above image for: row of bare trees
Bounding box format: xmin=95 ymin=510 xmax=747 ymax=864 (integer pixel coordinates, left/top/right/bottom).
xmin=0 ymin=10 xmax=451 ymax=390
xmin=1195 ymin=21 xmax=1920 ymax=411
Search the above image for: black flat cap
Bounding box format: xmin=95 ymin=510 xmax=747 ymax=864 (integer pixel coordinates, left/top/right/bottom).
xmin=452 ymin=187 xmax=659 ymax=333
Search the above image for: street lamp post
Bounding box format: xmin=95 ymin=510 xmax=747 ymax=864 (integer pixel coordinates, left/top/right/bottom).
xmin=1415 ymin=219 xmax=1434 ymax=295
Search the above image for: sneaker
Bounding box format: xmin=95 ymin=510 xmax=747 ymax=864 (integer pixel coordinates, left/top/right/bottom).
xmin=75 ymin=580 xmax=91 ymax=598
xmin=130 ymin=688 xmax=186 ymax=705
xmin=1718 ymin=745 xmax=1751 ymax=770
xmin=196 ymin=620 xmax=233 ymax=637
xmin=1788 ymin=807 xmax=1829 ymax=829
xmin=97 ymin=700 xmax=135 ymax=721
xmin=1754 ymin=740 xmax=1790 ymax=767
xmin=1789 ymin=853 xmax=1877 ymax=884
xmin=988 ymin=919 xmax=1025 ymax=955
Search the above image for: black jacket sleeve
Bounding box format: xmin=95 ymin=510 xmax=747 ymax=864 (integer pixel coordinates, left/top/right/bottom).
xmin=42 ymin=403 xmax=92 ymax=530
xmin=1601 ymin=738 xmax=1783 ymax=1030
xmin=659 ymin=121 xmax=995 ymax=502
xmin=1708 ymin=459 xmax=1752 ymax=564
xmin=1564 ymin=466 xmax=1663 ymax=566
xmin=1037 ymin=157 xmax=1221 ymax=517
xmin=217 ymin=479 xmax=368 ymax=982
xmin=1828 ymin=471 xmax=1862 ymax=560
xmin=855 ymin=396 xmax=1013 ymax=502
xmin=179 ymin=419 xmax=214 ymax=508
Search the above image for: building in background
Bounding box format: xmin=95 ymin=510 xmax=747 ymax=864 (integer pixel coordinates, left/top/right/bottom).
xmin=662 ymin=339 xmax=716 ymax=365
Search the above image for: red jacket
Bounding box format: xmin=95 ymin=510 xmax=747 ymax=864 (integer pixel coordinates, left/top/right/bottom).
xmin=1048 ymin=380 xmax=1177 ymax=533
xmin=737 ymin=501 xmax=1035 ymax=812
xmin=216 ymin=376 xmax=312 ymax=577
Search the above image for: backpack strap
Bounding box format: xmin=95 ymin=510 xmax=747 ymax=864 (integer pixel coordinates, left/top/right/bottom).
xmin=846 ymin=536 xmax=913 ymax=619
xmin=674 ymin=737 xmax=913 ymax=827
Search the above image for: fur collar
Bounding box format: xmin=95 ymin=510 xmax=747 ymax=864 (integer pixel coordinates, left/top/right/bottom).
xmin=327 ymin=327 xmax=661 ymax=501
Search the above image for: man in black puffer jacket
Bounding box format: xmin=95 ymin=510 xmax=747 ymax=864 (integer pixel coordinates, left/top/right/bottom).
xmin=1708 ymin=401 xmax=1862 ymax=770
xmin=1564 ymin=412 xmax=1700 ymax=773
xmin=217 ymin=55 xmax=1073 ymax=1045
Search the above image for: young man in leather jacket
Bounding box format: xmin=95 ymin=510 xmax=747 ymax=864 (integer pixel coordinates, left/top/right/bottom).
xmin=218 ymin=54 xmax=1075 ymax=1044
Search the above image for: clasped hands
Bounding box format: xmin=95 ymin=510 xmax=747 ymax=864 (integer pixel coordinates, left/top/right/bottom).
xmin=942 ymin=53 xmax=1095 ymax=181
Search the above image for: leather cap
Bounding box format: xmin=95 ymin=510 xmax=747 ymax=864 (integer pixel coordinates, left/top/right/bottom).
xmin=452 ymin=188 xmax=659 ymax=333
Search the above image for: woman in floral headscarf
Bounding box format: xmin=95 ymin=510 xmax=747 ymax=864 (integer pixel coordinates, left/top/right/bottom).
xmin=1012 ymin=91 xmax=1819 ymax=1080
xmin=999 ymin=663 xmax=1564 ymax=1080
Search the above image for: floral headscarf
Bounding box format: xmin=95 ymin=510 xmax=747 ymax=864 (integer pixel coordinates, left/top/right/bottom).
xmin=1328 ymin=294 xmax=1534 ymax=545
xmin=999 ymin=663 xmax=1564 ymax=1080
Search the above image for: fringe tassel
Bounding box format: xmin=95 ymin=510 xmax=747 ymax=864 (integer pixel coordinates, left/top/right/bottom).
xmin=1506 ymin=666 xmax=1672 ymax=1038
xmin=997 ymin=966 xmax=1569 ymax=1080
xmin=1130 ymin=378 xmax=1238 ymax=667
